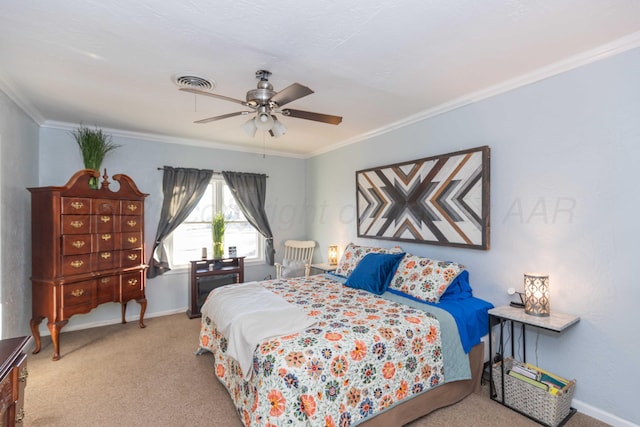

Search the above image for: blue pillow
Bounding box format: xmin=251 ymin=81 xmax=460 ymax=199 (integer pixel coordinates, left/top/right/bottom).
xmin=439 ymin=270 xmax=473 ymax=301
xmin=345 ymin=252 xmax=405 ymax=295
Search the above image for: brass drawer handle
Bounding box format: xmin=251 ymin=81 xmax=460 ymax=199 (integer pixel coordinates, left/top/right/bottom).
xmin=15 ymin=407 xmax=25 ymax=423
xmin=127 ymin=204 xmax=138 ymax=212
xmin=70 ymin=201 xmax=84 ymax=210
xmin=19 ymin=367 xmax=29 ymax=382
xmin=127 ymin=237 xmax=138 ymax=244
xmin=127 ymin=220 xmax=137 ymax=227
xmin=127 ymin=254 xmax=138 ymax=261
xmin=101 ymin=278 xmax=111 ymax=284
xmin=72 ymin=240 xmax=85 ymax=248
xmin=70 ymin=260 xmax=84 ymax=268
xmin=71 ymin=289 xmax=84 ymax=297
xmin=70 ymin=220 xmax=84 ymax=228
xmin=128 ymin=278 xmax=138 ymax=286
xmin=101 ymin=252 xmax=111 ymax=259
xmin=101 ymin=234 xmax=112 ymax=241
xmin=100 ymin=216 xmax=111 ymax=223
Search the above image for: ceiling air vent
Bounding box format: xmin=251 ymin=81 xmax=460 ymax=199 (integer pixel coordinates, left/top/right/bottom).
xmin=173 ymin=74 xmax=215 ymax=91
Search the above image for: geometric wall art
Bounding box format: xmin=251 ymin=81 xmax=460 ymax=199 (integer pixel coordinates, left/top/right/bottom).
xmin=356 ymin=145 xmax=490 ymax=250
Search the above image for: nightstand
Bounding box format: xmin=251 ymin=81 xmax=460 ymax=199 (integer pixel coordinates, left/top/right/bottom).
xmin=488 ymin=305 xmax=580 ymax=426
xmin=309 ymin=263 xmax=337 ymax=275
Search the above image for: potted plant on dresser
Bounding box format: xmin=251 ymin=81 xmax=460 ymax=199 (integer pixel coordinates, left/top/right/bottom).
xmin=71 ymin=124 xmax=120 ymax=188
xmin=212 ymin=212 xmax=225 ymax=259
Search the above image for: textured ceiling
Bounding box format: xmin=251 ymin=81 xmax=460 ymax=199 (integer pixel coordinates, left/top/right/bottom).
xmin=1 ymin=1 xmax=639 ymax=157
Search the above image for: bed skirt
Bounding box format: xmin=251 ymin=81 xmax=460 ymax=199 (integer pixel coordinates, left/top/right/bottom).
xmin=359 ymin=341 xmax=484 ymax=426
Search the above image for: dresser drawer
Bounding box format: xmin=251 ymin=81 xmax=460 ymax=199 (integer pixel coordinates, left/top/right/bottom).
xmin=93 ymin=199 xmax=119 ymax=215
xmin=121 ymin=200 xmax=143 ymax=216
xmin=61 ymin=214 xmax=91 ymax=234
xmin=121 ymin=232 xmax=142 ymax=249
xmin=61 ymin=280 xmax=96 ymax=316
xmin=121 ymin=271 xmax=144 ymax=301
xmin=94 ymin=232 xmax=116 ymax=251
xmin=97 ymin=275 xmax=117 ymax=304
xmin=61 ymin=254 xmax=92 ymax=275
xmin=121 ymin=249 xmax=143 ymax=268
xmin=62 ymin=234 xmax=92 ymax=255
xmin=96 ymin=251 xmax=116 ymax=270
xmin=61 ymin=197 xmax=91 ymax=214
xmin=120 ymin=216 xmax=142 ymax=232
xmin=94 ymin=213 xmax=117 ymax=233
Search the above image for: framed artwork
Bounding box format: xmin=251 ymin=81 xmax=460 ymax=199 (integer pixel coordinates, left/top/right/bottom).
xmin=356 ymin=145 xmax=490 ymax=250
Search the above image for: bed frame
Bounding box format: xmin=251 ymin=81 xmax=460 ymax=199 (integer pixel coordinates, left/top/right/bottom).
xmin=360 ymin=342 xmax=484 ymax=426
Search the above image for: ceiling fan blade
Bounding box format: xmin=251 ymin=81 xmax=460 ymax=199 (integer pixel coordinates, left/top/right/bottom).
xmin=270 ymin=83 xmax=314 ymax=107
xmin=194 ymin=111 xmax=249 ymax=124
xmin=282 ymin=109 xmax=343 ymax=125
xmin=180 ymin=88 xmax=250 ymax=107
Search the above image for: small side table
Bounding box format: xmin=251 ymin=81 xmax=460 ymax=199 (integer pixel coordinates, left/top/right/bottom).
xmin=310 ymin=263 xmax=337 ymax=275
xmin=187 ymin=257 xmax=245 ymax=318
xmin=488 ymin=305 xmax=580 ymax=426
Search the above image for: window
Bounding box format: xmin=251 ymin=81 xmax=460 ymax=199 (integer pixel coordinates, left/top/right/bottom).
xmin=168 ymin=176 xmax=263 ymax=267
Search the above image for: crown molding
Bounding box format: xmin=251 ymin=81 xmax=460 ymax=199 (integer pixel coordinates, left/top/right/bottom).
xmin=0 ymin=70 xmax=45 ymax=124
xmin=41 ymin=120 xmax=307 ymax=159
xmin=309 ymin=31 xmax=640 ymax=158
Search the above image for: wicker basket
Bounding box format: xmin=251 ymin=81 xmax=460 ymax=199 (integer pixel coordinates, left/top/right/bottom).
xmin=492 ymin=358 xmax=576 ymax=427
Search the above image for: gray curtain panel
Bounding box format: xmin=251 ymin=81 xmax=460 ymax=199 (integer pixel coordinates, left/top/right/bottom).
xmin=147 ymin=167 xmax=213 ymax=278
xmin=222 ymin=171 xmax=275 ymax=265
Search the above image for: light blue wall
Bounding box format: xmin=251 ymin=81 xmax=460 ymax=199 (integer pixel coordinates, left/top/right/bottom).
xmin=0 ymin=90 xmax=39 ymax=339
xmin=37 ymin=127 xmax=309 ymax=332
xmin=307 ymin=48 xmax=640 ymax=425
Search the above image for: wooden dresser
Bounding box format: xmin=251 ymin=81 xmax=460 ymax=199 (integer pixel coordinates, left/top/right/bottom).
xmin=0 ymin=336 xmax=30 ymax=426
xmin=28 ymin=170 xmax=149 ymax=360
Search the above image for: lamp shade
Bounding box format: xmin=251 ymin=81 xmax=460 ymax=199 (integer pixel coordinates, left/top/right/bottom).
xmin=328 ymin=245 xmax=338 ymax=265
xmin=524 ymin=273 xmax=550 ymax=316
xmin=255 ymin=106 xmax=274 ymax=130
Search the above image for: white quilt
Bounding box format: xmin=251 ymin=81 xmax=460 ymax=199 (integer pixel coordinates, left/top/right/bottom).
xmin=201 ymin=281 xmax=316 ymax=379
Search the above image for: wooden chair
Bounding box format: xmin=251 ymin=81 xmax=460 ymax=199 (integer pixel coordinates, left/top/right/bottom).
xmin=274 ymin=240 xmax=316 ymax=279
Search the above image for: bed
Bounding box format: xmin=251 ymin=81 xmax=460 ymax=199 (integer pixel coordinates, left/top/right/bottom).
xmin=198 ymin=244 xmax=493 ymax=426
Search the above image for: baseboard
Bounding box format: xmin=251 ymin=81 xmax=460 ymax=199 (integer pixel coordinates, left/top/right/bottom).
xmin=36 ymin=308 xmax=187 ymax=337
xmin=572 ymin=398 xmax=639 ymax=427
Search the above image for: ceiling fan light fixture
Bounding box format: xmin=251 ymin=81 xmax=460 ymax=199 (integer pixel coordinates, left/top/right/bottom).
xmin=255 ymin=106 xmax=274 ymax=131
xmin=271 ymin=117 xmax=287 ymax=138
xmin=241 ymin=118 xmax=257 ymax=137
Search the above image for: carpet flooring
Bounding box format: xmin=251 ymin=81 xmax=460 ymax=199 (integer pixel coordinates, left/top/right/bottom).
xmin=24 ymin=313 xmax=610 ymax=427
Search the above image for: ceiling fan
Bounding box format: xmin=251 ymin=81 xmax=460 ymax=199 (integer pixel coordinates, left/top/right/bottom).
xmin=179 ymin=70 xmax=343 ymax=138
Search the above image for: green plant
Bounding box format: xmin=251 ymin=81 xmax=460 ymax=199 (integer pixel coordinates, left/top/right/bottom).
xmin=71 ymin=125 xmax=120 ymax=172
xmin=212 ymin=212 xmax=225 ymax=259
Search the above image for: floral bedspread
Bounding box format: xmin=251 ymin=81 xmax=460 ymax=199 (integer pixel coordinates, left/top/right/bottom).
xmin=199 ymin=275 xmax=447 ymax=426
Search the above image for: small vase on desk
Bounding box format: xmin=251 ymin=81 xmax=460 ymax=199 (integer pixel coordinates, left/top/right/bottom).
xmin=213 ymin=242 xmax=224 ymax=259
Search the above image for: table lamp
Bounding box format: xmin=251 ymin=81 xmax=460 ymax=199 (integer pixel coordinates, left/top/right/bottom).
xmin=524 ymin=272 xmax=550 ymax=316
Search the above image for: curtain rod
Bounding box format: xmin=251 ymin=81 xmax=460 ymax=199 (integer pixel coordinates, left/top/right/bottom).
xmin=156 ymin=167 xmax=268 ymax=177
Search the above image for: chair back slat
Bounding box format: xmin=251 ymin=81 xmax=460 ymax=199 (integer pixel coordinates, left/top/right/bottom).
xmin=275 ymin=240 xmax=316 ymax=279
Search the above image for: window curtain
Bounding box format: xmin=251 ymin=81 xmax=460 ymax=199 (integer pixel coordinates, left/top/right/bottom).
xmin=147 ymin=167 xmax=213 ymax=278
xmin=222 ymin=171 xmax=275 ymax=265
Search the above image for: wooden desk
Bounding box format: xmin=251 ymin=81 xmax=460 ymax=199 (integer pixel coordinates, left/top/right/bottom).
xmin=187 ymin=257 xmax=245 ymax=318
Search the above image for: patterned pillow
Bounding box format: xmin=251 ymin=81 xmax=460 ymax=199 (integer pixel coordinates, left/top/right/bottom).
xmin=388 ymin=254 xmax=465 ymax=303
xmin=333 ymin=243 xmax=402 ymax=278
